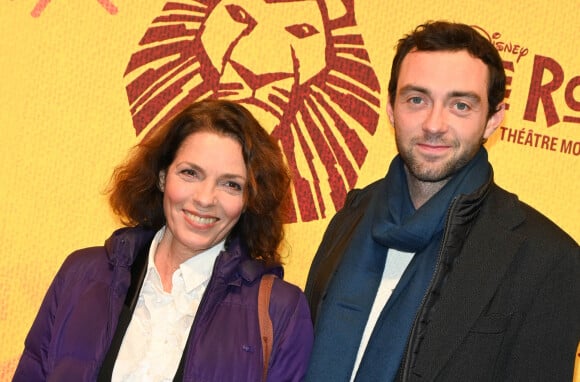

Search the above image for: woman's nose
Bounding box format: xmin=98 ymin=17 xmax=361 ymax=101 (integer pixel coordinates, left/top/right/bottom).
xmin=193 ymin=181 xmax=216 ymax=207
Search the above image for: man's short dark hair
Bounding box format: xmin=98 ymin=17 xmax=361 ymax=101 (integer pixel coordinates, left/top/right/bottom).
xmin=388 ymin=21 xmax=506 ymax=120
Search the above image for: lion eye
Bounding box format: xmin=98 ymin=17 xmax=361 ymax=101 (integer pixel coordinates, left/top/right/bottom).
xmin=225 ymin=4 xmax=256 ymax=26
xmin=286 ymin=23 xmax=319 ymax=39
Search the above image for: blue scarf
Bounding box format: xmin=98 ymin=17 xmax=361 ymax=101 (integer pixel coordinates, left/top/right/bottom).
xmin=307 ymin=148 xmax=491 ymax=382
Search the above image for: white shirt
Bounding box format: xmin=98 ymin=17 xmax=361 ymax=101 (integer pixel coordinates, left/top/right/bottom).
xmin=349 ymin=248 xmax=414 ymax=382
xmin=112 ymin=227 xmax=224 ymax=382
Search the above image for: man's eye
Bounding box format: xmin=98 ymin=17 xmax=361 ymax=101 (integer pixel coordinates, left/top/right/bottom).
xmin=455 ymin=102 xmax=470 ymax=111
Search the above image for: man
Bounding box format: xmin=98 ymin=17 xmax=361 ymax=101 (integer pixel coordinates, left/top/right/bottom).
xmin=304 ymin=21 xmax=580 ymax=382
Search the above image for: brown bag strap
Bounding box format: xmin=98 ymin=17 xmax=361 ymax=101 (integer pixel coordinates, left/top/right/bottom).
xmin=258 ymin=274 xmax=276 ymax=382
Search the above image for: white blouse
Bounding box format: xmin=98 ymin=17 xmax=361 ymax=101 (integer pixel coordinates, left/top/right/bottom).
xmin=112 ymin=227 xmax=224 ymax=382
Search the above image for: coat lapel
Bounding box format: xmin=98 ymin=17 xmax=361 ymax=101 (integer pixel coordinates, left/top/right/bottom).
xmin=411 ymin=190 xmax=526 ymax=378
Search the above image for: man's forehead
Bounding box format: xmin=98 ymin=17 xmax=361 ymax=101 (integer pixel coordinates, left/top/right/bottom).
xmin=400 ymin=50 xmax=489 ymax=81
xmin=397 ymin=50 xmax=490 ymax=99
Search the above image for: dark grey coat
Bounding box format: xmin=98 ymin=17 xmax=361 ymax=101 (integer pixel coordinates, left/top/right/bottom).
xmin=306 ymin=176 xmax=580 ymax=382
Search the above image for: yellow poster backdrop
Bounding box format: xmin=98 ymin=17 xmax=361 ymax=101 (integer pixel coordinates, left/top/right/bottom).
xmin=1 ymin=0 xmax=578 ymax=379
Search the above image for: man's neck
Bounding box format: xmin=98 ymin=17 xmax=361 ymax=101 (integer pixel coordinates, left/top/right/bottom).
xmin=405 ymin=167 xmax=451 ymax=209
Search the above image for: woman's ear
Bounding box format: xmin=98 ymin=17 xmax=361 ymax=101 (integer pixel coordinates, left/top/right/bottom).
xmin=158 ymin=170 xmax=166 ymax=192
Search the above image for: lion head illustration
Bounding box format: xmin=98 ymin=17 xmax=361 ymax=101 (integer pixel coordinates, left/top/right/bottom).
xmin=124 ymin=0 xmax=381 ymax=222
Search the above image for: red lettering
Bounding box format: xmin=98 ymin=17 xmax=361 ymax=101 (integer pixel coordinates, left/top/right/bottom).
xmin=563 ymin=76 xmax=580 ymax=124
xmin=524 ymin=55 xmax=564 ymax=127
xmin=565 ymin=76 xmax=580 ymax=111
xmin=561 ymin=139 xmax=580 ymax=155
xmin=540 ymin=135 xmax=551 ymax=149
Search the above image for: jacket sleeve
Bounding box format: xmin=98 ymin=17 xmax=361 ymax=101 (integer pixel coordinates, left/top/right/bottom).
xmin=503 ymin=246 xmax=580 ymax=381
xmin=12 ymin=265 xmax=66 ymax=382
xmin=266 ymin=281 xmax=314 ymax=382
xmin=304 ymin=188 xmax=369 ymax=325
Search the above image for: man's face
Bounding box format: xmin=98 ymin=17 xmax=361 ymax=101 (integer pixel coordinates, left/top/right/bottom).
xmin=387 ymin=50 xmax=504 ymax=183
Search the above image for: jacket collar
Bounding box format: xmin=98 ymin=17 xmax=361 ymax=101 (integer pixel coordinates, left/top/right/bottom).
xmin=104 ymin=226 xmax=157 ymax=268
xmin=104 ymin=227 xmax=283 ymax=287
xmin=213 ymin=234 xmax=283 ymax=287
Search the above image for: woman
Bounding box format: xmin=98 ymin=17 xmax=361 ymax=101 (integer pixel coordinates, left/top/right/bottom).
xmin=13 ymin=100 xmax=313 ymax=381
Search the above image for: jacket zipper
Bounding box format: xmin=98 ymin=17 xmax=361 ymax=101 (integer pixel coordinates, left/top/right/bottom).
xmin=176 ymin=251 xmax=225 ymax=376
xmin=399 ymin=196 xmax=461 ymax=381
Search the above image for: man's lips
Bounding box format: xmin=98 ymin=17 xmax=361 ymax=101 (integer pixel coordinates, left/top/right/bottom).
xmin=417 ymin=142 xmax=451 ymax=153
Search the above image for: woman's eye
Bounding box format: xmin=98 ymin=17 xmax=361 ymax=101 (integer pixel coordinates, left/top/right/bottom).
xmin=224 ymin=181 xmax=242 ymax=191
xmin=181 ymin=169 xmax=197 ymax=177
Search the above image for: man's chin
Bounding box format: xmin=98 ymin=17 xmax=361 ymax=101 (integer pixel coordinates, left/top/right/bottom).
xmin=406 ymin=162 xmax=457 ymax=183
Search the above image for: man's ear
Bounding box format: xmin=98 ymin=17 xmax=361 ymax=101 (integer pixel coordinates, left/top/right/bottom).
xmin=484 ymin=103 xmax=506 ymax=139
xmin=386 ymin=98 xmax=395 ymax=126
xmin=158 ymin=170 xmax=166 ymax=192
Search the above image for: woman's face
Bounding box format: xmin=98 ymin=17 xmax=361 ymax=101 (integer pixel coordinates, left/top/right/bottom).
xmin=159 ymin=131 xmax=247 ymax=258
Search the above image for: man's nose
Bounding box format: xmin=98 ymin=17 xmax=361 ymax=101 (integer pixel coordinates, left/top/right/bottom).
xmin=422 ymin=105 xmax=448 ymax=134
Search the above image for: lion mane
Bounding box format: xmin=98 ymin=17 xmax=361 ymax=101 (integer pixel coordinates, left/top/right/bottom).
xmin=124 ymin=0 xmax=381 ymax=222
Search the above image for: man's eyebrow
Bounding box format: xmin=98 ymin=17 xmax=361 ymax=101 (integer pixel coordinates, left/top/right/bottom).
xmin=448 ymin=91 xmax=482 ymax=104
xmin=398 ymin=85 xmax=430 ymax=96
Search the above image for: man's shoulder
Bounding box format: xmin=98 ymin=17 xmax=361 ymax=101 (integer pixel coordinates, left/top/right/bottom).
xmin=485 ymin=184 xmax=578 ymax=249
xmin=341 ymin=177 xmax=386 ymax=209
xmin=319 ymin=177 xmax=386 ymax=239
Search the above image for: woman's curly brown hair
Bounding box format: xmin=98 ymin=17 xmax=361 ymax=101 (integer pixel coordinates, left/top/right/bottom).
xmin=107 ymin=99 xmax=291 ymax=266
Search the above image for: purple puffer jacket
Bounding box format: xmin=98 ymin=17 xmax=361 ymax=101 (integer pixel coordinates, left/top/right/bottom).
xmin=13 ymin=226 xmax=313 ymax=382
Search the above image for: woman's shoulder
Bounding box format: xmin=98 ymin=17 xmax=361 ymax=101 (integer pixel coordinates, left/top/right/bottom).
xmin=60 ymin=226 xmax=157 ymax=273
xmin=270 ymin=276 xmax=303 ymax=299
xmin=234 ymin=255 xmax=309 ymax=316
xmin=266 ymin=275 xmax=310 ymax=319
xmin=60 ymin=246 xmax=109 ymax=272
xmin=49 ymin=246 xmax=112 ymax=290
xmin=54 ymin=228 xmax=131 ymax=280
